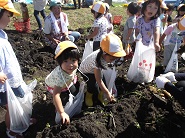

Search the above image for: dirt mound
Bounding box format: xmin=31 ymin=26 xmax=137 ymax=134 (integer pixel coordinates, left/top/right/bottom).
xmin=1 ymin=30 xmax=185 ymax=138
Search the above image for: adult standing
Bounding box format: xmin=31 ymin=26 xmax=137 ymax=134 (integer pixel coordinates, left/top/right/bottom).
xmin=33 ymin=0 xmax=48 ymax=30
xmin=44 ymin=0 xmax=81 ymax=49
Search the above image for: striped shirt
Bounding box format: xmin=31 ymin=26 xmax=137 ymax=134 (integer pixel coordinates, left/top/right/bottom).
xmin=79 ymin=50 xmax=108 ymax=74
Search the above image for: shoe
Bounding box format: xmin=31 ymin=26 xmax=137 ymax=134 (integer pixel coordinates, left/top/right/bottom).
xmin=6 ymin=129 xmax=23 ymax=138
xmin=155 ymin=76 xmax=170 ymax=89
xmin=160 ymin=72 xmax=176 ymax=82
xmin=85 ymin=92 xmax=93 ymax=107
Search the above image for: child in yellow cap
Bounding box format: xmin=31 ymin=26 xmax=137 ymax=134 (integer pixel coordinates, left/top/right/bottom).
xmin=45 ymin=41 xmax=81 ymax=124
xmin=0 ymin=0 xmax=36 ymax=137
xmin=79 ymin=33 xmax=126 ymax=107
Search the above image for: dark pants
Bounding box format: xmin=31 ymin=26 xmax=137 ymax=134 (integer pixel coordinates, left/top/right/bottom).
xmin=164 ymin=73 xmax=185 ymax=107
xmin=34 ymin=10 xmax=46 ymax=29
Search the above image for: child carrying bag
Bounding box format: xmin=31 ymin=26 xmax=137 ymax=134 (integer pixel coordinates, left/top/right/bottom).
xmin=127 ymin=39 xmax=156 ymax=83
xmin=7 ymin=79 xmax=37 ymax=133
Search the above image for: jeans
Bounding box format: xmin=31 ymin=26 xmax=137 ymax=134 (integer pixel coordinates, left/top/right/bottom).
xmin=61 ymin=31 xmax=81 ymax=42
xmin=34 ymin=10 xmax=46 ymax=29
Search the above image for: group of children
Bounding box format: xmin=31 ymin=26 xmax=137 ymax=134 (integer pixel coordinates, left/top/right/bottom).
xmin=1 ymin=0 xmax=185 ymax=137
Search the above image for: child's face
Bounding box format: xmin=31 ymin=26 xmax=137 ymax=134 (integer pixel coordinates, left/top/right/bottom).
xmin=0 ymin=11 xmax=12 ymax=29
xmin=167 ymin=10 xmax=172 ymax=16
xmin=179 ymin=10 xmax=185 ymax=16
xmin=61 ymin=58 xmax=78 ymax=74
xmin=144 ymin=2 xmax=158 ymax=19
xmin=51 ymin=6 xmax=61 ymax=16
xmin=103 ymin=54 xmax=118 ymax=63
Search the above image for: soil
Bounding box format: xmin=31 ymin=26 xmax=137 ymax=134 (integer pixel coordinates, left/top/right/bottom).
xmin=1 ymin=29 xmax=185 ymax=138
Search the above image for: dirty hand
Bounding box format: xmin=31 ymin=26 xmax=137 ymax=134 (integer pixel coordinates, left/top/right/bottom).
xmin=106 ymin=92 xmax=115 ymax=102
xmin=60 ymin=112 xmax=70 ymax=125
xmin=0 ymin=73 xmax=7 ymax=84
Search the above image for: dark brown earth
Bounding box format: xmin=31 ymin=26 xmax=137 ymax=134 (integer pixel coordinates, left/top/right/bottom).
xmin=1 ymin=29 xmax=185 ymax=138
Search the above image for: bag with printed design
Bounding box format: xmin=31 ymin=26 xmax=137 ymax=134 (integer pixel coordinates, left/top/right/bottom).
xmin=127 ymin=40 xmax=156 ymax=83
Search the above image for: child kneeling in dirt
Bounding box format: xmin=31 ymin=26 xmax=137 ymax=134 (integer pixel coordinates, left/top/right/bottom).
xmin=79 ymin=33 xmax=126 ymax=107
xmin=45 ymin=41 xmax=81 ymax=124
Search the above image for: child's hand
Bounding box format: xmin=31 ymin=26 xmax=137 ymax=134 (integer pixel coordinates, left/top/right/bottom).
xmin=0 ymin=73 xmax=7 ymax=84
xmin=65 ymin=35 xmax=70 ymax=41
xmin=60 ymin=112 xmax=70 ymax=125
xmin=53 ymin=38 xmax=61 ymax=45
xmin=154 ymin=43 xmax=160 ymax=52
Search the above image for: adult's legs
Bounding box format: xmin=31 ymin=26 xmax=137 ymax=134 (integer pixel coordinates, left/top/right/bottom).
xmin=40 ymin=9 xmax=46 ymax=20
xmin=165 ymin=82 xmax=185 ymax=107
xmin=34 ymin=10 xmax=42 ymax=30
xmin=69 ymin=31 xmax=81 ymax=42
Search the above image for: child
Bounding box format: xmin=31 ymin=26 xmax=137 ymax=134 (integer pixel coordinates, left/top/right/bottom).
xmin=45 ymin=41 xmax=81 ymax=124
xmin=0 ymin=0 xmax=35 ymax=137
xmin=135 ymin=0 xmax=161 ymax=52
xmin=20 ymin=2 xmax=29 ymax=22
xmin=166 ymin=4 xmax=174 ymax=26
xmin=174 ymin=4 xmax=185 ymax=23
xmin=159 ymin=1 xmax=168 ymax=35
xmin=104 ymin=3 xmax=113 ymax=33
xmin=87 ymin=1 xmax=108 ymax=51
xmin=33 ymin=0 xmax=48 ymax=30
xmin=79 ymin=33 xmax=126 ymax=107
xmin=159 ymin=16 xmax=185 ymax=69
xmin=122 ymin=2 xmax=138 ymax=55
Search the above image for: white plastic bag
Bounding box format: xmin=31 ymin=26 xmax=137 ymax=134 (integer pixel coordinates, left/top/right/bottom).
xmin=127 ymin=40 xmax=156 ymax=83
xmin=102 ymin=67 xmax=117 ymax=97
xmin=164 ymin=42 xmax=178 ymax=73
xmin=7 ymin=79 xmax=37 ymax=133
xmin=82 ymin=40 xmax=93 ymax=61
xmin=55 ymin=81 xmax=85 ymax=124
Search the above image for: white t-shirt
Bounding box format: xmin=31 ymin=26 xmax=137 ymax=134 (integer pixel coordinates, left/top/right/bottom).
xmin=164 ymin=23 xmax=183 ymax=46
xmin=92 ymin=16 xmax=108 ymax=41
xmin=79 ymin=50 xmax=108 ymax=74
xmin=33 ymin=0 xmax=48 ymax=11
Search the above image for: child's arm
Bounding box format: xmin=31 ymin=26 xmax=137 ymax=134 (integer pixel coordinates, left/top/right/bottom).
xmin=154 ymin=26 xmax=160 ymax=52
xmin=127 ymin=28 xmax=134 ymax=41
xmin=159 ymin=33 xmax=166 ymax=46
xmin=86 ymin=27 xmax=99 ymax=39
xmin=94 ymin=68 xmax=113 ymax=101
xmin=53 ymin=86 xmax=70 ymax=124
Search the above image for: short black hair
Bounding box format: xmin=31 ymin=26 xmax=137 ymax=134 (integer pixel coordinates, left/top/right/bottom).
xmin=56 ymin=48 xmax=80 ymax=65
xmin=179 ymin=5 xmax=185 ymax=11
xmin=127 ymin=2 xmax=138 ymax=15
xmin=167 ymin=4 xmax=174 ymax=11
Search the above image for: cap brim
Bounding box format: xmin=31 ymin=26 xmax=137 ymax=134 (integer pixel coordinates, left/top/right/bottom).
xmin=54 ymin=41 xmax=77 ymax=59
xmin=110 ymin=50 xmax=126 ymax=57
xmin=1 ymin=5 xmax=20 ymax=16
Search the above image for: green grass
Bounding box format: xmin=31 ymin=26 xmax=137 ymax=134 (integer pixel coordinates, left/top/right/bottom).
xmin=8 ymin=2 xmax=127 ymax=33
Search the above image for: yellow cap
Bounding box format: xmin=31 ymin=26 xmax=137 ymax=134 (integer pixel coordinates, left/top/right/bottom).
xmin=100 ymin=33 xmax=126 ymax=57
xmin=0 ymin=0 xmax=20 ymax=16
xmin=89 ymin=1 xmax=106 ymax=14
xmin=55 ymin=41 xmax=77 ymax=59
xmin=178 ymin=15 xmax=185 ymax=31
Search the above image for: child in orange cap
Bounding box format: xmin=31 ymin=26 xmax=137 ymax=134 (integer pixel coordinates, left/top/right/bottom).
xmin=45 ymin=41 xmax=82 ymax=124
xmin=159 ymin=15 xmax=185 ymax=71
xmin=0 ymin=0 xmax=36 ymax=137
xmin=87 ymin=1 xmax=108 ymax=51
xmin=80 ymin=33 xmax=126 ymax=107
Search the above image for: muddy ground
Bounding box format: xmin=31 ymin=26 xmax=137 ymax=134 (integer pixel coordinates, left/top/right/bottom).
xmin=1 ymin=29 xmax=185 ymax=138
